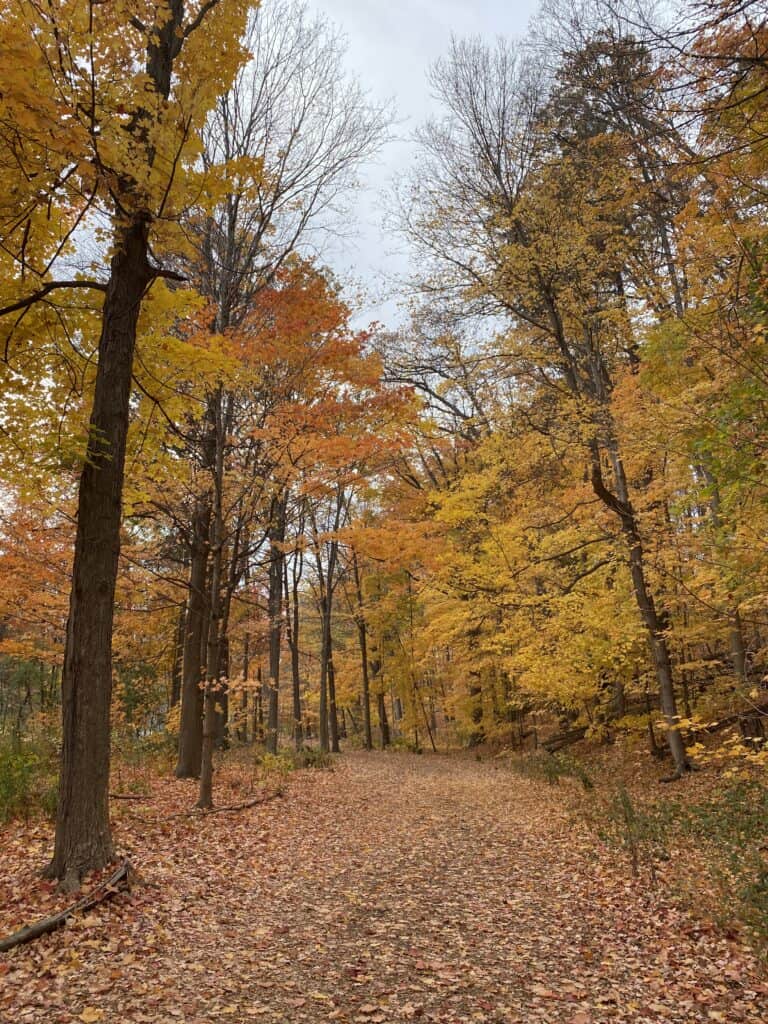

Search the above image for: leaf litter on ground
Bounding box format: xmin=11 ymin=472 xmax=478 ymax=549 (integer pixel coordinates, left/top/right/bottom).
xmin=0 ymin=752 xmax=766 ymax=1023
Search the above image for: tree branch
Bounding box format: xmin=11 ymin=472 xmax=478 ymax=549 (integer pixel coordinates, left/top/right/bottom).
xmin=183 ymin=0 xmax=221 ymax=41
xmin=0 ymin=280 xmax=107 ymax=319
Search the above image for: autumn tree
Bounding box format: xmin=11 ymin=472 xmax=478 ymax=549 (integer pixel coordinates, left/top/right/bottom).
xmin=0 ymin=0 xmax=252 ymax=887
xmin=164 ymin=0 xmax=390 ymax=786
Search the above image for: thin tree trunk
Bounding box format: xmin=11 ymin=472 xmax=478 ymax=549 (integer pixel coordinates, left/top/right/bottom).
xmin=284 ymin=550 xmax=304 ymax=750
xmin=591 ymin=445 xmax=690 ymax=775
xmin=377 ymin=689 xmax=390 ymax=748
xmin=310 ymin=498 xmax=343 ymax=754
xmin=328 ymin=643 xmax=340 ymax=753
xmin=253 ymin=663 xmax=264 ymax=743
xmin=170 ymin=600 xmax=186 ymax=708
xmin=318 ymin=608 xmax=330 ymax=753
xmin=352 ymin=552 xmax=373 ymax=750
xmin=175 ymin=497 xmax=211 ymax=778
xmin=197 ymin=389 xmax=227 ymax=809
xmin=370 ymin=653 xmax=390 ymax=748
xmin=265 ymin=495 xmax=286 ymax=754
xmin=729 ymin=610 xmax=749 ymax=685
xmin=238 ymin=634 xmax=250 ymax=744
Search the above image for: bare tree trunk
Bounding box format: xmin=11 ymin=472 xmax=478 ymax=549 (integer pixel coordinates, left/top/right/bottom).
xmin=318 ymin=608 xmax=330 ymax=753
xmin=170 ymin=599 xmax=186 ymax=708
xmin=369 ymin=648 xmax=390 ymax=748
xmin=44 ymin=0 xmax=196 ymax=891
xmin=284 ymin=550 xmax=304 ymax=750
xmin=238 ymin=634 xmax=250 ymax=745
xmin=265 ymin=495 xmax=286 ymax=754
xmin=197 ymin=389 xmax=228 ymax=809
xmin=468 ymin=674 xmax=484 ymax=747
xmin=175 ymin=496 xmax=211 ymax=778
xmin=310 ymin=497 xmax=343 ymax=753
xmin=352 ymin=552 xmax=373 ymax=751
xmin=729 ymin=610 xmax=749 ymax=685
xmin=253 ymin=663 xmax=264 ymax=743
xmin=328 ymin=643 xmax=340 ymax=754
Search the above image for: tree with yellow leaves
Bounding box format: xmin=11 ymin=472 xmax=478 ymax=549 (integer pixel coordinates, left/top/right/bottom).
xmin=0 ymin=0 xmax=252 ymax=887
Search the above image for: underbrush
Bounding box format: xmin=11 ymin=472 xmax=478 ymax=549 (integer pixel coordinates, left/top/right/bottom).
xmin=253 ymin=746 xmax=336 ymax=773
xmin=600 ymin=778 xmax=768 ymax=955
xmin=0 ymin=736 xmax=58 ymax=823
xmin=511 ymin=749 xmax=594 ymax=790
xmin=509 ymin=745 xmax=768 ymax=956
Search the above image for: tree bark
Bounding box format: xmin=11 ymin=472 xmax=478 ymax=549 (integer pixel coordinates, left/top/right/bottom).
xmin=175 ymin=496 xmax=211 ymax=778
xmin=170 ymin=599 xmax=186 ymax=708
xmin=369 ymin=653 xmax=390 ymax=748
xmin=352 ymin=552 xmax=373 ymax=751
xmin=48 ymin=219 xmax=152 ymax=890
xmin=197 ymin=388 xmax=228 ymax=809
xmin=328 ymin=643 xmax=340 ymax=754
xmin=590 ymin=445 xmax=690 ymax=775
xmin=265 ymin=495 xmax=286 ymax=754
xmin=284 ymin=549 xmax=304 ymax=750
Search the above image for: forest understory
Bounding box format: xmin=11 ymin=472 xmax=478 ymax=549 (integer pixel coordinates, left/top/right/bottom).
xmin=1 ymin=751 xmax=766 ymax=1024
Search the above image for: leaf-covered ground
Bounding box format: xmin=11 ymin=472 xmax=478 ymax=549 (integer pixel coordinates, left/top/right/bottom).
xmin=1 ymin=752 xmax=766 ymax=1023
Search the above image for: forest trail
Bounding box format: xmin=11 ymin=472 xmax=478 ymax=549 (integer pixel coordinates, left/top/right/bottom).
xmin=2 ymin=753 xmax=766 ymax=1024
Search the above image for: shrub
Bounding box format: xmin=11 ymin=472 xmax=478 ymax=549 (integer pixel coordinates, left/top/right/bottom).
xmin=0 ymin=738 xmax=57 ymax=823
xmin=293 ymin=747 xmax=335 ymax=770
xmin=513 ymin=750 xmax=594 ymax=790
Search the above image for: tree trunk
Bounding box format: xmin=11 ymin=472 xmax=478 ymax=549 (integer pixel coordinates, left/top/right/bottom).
xmin=468 ymin=674 xmax=484 ymax=746
xmin=328 ymin=644 xmax=340 ymax=754
xmin=197 ymin=389 xmax=227 ymax=809
xmin=253 ymin=663 xmax=264 ymax=743
xmin=371 ymin=656 xmax=390 ymax=748
xmin=170 ymin=599 xmax=186 ymax=708
xmin=197 ymin=681 xmax=218 ymax=811
xmin=238 ymin=634 xmax=250 ymax=744
xmin=284 ymin=552 xmax=304 ymax=751
xmin=729 ymin=610 xmax=749 ymax=685
xmin=48 ymin=219 xmax=153 ymax=890
xmin=352 ymin=553 xmax=373 ymax=750
xmin=265 ymin=496 xmax=286 ymax=754
xmin=377 ymin=690 xmax=390 ymax=748
xmin=318 ymin=614 xmax=330 ymax=753
xmin=175 ymin=497 xmax=211 ymax=778
xmin=591 ymin=445 xmax=690 ymax=775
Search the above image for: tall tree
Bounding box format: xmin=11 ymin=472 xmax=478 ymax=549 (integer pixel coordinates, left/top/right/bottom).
xmin=0 ymin=0 xmax=251 ymax=887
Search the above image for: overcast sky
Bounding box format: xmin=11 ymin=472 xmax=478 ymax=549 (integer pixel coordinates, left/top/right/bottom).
xmin=306 ymin=0 xmax=541 ymax=328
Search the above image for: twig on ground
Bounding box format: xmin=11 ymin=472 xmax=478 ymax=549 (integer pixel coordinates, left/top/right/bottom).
xmin=0 ymin=859 xmax=132 ymax=954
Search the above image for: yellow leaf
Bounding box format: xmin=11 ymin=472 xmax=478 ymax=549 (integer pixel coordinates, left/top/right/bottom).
xmin=80 ymin=1009 xmax=104 ymax=1023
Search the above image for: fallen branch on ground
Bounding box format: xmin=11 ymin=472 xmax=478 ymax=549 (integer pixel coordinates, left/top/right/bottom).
xmin=124 ymin=788 xmax=285 ymax=825
xmin=0 ymin=859 xmax=132 ymax=954
xmin=197 ymin=789 xmax=285 ymax=814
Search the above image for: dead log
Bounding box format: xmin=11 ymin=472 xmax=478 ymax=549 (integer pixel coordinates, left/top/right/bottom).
xmin=542 ymin=726 xmax=588 ymax=753
xmin=700 ymin=702 xmax=768 ymax=736
xmin=0 ymin=859 xmax=132 ymax=954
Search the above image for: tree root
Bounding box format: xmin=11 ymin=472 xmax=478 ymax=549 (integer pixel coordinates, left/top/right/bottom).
xmin=0 ymin=859 xmax=132 ymax=954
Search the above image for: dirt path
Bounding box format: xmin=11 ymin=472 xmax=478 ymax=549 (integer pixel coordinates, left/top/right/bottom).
xmin=1 ymin=753 xmax=766 ymax=1023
